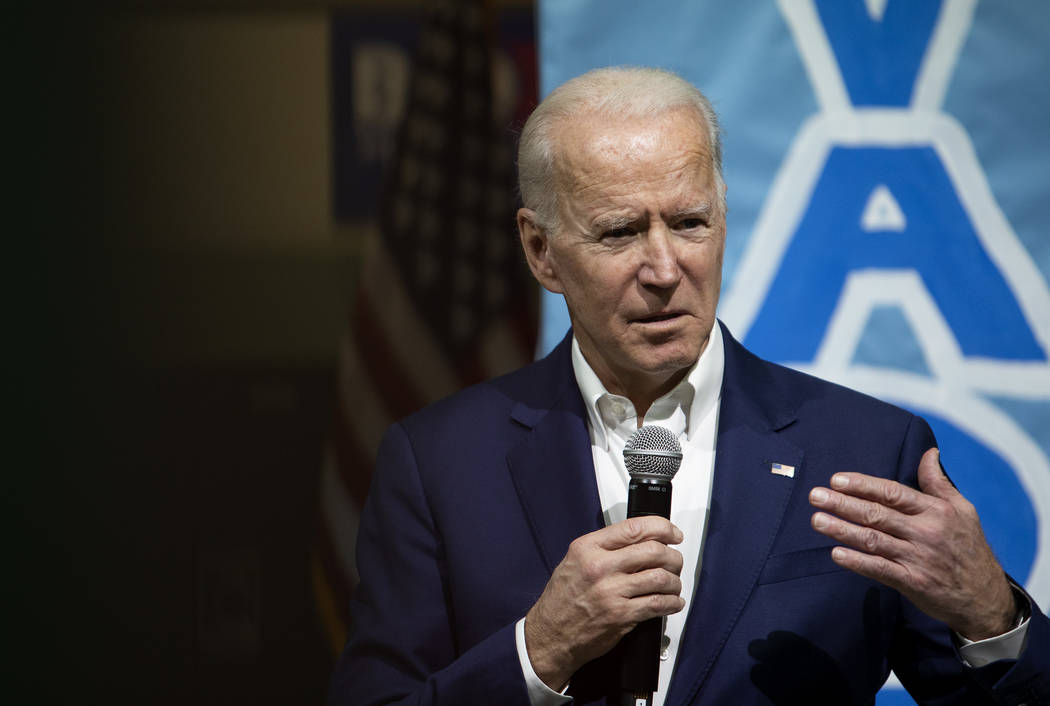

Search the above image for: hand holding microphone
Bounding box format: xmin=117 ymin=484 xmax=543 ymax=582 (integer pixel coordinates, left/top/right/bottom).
xmin=523 ymin=426 xmax=684 ymax=700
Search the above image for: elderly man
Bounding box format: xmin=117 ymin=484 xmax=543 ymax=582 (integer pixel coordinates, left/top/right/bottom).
xmin=329 ymin=68 xmax=1048 ymax=705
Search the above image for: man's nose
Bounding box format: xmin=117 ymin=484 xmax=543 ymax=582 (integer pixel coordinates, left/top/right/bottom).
xmin=638 ymin=227 xmax=682 ymax=288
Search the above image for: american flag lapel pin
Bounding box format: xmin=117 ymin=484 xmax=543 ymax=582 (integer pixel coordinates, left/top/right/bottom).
xmin=770 ymin=462 xmax=795 ymax=478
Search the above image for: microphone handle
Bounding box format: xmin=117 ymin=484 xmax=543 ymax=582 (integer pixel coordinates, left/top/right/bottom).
xmin=619 ymin=477 xmax=673 ymax=703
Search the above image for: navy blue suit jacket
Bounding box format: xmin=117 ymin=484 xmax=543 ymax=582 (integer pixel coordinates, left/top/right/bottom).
xmin=330 ymin=323 xmax=1050 ymax=705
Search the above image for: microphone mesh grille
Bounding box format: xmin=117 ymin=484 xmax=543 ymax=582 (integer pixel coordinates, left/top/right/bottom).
xmin=623 ymin=425 xmax=683 ymax=479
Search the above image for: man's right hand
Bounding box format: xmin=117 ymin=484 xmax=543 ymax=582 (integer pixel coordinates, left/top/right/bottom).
xmin=523 ymin=516 xmax=686 ymax=691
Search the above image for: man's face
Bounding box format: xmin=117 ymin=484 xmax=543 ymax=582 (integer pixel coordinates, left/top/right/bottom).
xmin=519 ymin=107 xmax=725 ymax=401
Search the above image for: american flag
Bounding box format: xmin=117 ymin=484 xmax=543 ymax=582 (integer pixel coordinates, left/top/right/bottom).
xmin=314 ymin=0 xmax=537 ymax=656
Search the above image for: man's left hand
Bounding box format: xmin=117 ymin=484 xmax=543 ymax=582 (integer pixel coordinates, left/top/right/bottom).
xmin=809 ymin=447 xmax=1016 ymax=641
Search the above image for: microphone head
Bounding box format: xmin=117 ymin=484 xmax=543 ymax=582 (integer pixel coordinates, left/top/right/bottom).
xmin=623 ymin=425 xmax=683 ymax=481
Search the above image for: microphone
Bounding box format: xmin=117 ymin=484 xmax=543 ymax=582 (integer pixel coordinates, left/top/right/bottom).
xmin=619 ymin=425 xmax=683 ymax=706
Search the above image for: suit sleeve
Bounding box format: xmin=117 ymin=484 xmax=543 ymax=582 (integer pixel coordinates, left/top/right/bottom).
xmin=888 ymin=414 xmax=1050 ymax=705
xmin=327 ymin=422 xmax=532 ymax=706
xmin=969 ymin=586 xmax=1050 ymax=705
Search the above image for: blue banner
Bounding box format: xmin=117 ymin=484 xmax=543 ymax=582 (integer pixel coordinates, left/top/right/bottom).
xmin=537 ymin=1 xmax=1050 ymax=702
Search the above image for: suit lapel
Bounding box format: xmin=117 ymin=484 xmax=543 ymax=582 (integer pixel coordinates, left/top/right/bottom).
xmin=666 ymin=324 xmax=803 ymax=706
xmin=506 ymin=334 xmax=603 ymax=574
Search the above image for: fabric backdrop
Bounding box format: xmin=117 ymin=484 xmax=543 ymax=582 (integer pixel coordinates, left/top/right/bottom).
xmin=536 ymin=1 xmax=1050 ymax=702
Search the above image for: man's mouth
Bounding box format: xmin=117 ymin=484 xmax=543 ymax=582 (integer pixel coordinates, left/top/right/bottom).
xmin=634 ymin=312 xmax=682 ymax=324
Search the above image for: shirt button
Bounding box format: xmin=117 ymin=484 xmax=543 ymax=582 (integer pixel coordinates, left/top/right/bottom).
xmin=660 ymin=647 xmax=669 ymax=661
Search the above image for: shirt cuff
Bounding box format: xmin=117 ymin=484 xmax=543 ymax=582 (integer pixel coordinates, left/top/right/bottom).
xmin=957 ymin=619 xmax=1029 ymax=667
xmin=515 ymin=617 xmax=572 ymax=706
xmin=956 ymin=584 xmax=1032 ymax=668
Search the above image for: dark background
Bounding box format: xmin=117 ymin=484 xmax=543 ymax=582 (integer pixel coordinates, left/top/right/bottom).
xmin=11 ymin=2 xmax=532 ymax=702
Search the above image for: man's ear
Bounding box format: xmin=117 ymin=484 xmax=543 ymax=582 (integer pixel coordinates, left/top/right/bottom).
xmin=517 ymin=208 xmax=563 ymax=294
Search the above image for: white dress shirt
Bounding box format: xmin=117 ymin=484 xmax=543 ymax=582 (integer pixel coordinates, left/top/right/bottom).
xmin=515 ymin=325 xmax=1027 ymax=705
xmin=516 ymin=325 xmax=723 ymax=706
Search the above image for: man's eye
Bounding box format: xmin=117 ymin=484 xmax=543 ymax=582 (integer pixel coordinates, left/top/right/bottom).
xmin=602 ymin=227 xmax=635 ymax=239
xmin=678 ymin=218 xmax=707 ymax=230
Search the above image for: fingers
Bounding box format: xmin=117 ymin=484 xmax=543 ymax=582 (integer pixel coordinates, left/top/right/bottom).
xmin=916 ymin=448 xmax=957 ymax=500
xmin=627 ymin=584 xmax=686 ymax=620
xmin=564 ymin=520 xmax=684 ymax=590
xmin=614 ymin=539 xmax=684 ymax=576
xmin=810 ymin=507 xmax=911 ymax=561
xmin=572 ymin=537 xmax=683 ymax=588
xmin=816 ymin=472 xmax=931 ymax=516
xmin=525 ymin=516 xmax=686 ymax=685
xmin=826 ymin=545 xmax=912 ymax=592
xmin=618 ymin=568 xmax=685 ymax=610
xmin=605 ymin=526 xmax=685 ymax=619
xmin=594 ymin=515 xmax=683 ymax=550
xmin=574 ymin=520 xmax=685 ymax=609
xmin=808 ymin=449 xmax=959 ymax=545
xmin=807 ymin=463 xmax=938 ymax=562
xmin=803 ymin=451 xmax=1017 ymax=640
xmin=809 ymin=483 xmax=915 ymax=539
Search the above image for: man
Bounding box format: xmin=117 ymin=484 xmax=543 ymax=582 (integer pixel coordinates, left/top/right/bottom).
xmin=329 ymin=67 xmax=1049 ymax=705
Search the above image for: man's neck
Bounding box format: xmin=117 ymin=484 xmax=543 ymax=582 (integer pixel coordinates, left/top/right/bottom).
xmin=576 ymin=362 xmax=702 ymax=424
xmin=621 ymin=371 xmax=691 ymax=423
xmin=579 ymin=346 xmax=710 ymax=421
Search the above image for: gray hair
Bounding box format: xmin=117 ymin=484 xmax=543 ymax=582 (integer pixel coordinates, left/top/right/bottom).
xmin=517 ymin=66 xmax=725 ymax=231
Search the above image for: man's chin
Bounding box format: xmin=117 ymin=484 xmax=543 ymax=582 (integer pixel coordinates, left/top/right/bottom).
xmin=635 ymin=330 xmax=708 ymax=365
xmin=633 ymin=349 xmax=703 ymax=381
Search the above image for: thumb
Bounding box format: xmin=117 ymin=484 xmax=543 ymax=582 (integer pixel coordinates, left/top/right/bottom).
xmin=917 ymin=448 xmax=955 ymax=499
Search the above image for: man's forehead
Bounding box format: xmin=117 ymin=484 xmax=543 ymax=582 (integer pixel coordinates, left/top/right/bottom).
xmin=554 ymin=107 xmax=710 ymax=158
xmin=587 ymin=127 xmax=667 ymax=160
xmin=554 ymin=116 xmax=713 ymax=196
xmin=552 ymin=109 xmax=713 ymax=185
